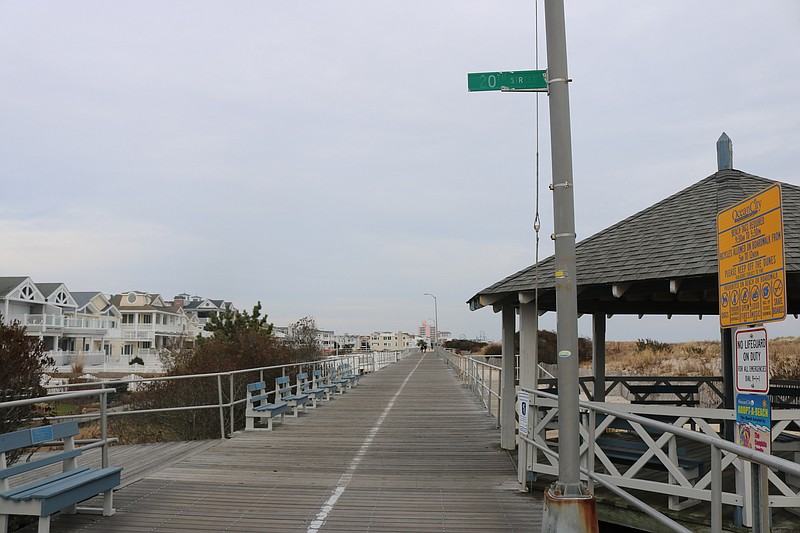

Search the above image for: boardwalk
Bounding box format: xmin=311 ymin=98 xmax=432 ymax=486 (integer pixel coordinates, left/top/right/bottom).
xmin=41 ymin=352 xmax=543 ymax=532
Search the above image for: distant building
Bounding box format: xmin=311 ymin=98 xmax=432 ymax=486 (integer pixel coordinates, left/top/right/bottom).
xmin=333 ymin=333 xmax=361 ymax=353
xmin=0 ymin=277 xmax=243 ymax=373
xmin=437 ymin=330 xmax=453 ymax=343
xmin=274 ymin=324 xmax=334 ymax=352
xmin=0 ymin=277 xmax=120 ymax=366
xmin=172 ymin=293 xmax=234 ymax=338
xmin=418 ymin=320 xmax=436 ymax=340
xmin=109 ymin=291 xmax=189 ymax=362
xmin=369 ymin=331 xmax=416 ymax=351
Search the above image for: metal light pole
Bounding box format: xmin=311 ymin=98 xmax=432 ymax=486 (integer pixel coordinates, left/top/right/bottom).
xmin=424 ymin=293 xmax=438 ymax=348
xmin=542 ymin=0 xmax=598 ymax=530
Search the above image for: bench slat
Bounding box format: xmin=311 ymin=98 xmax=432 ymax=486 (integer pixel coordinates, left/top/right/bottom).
xmin=1 ymin=468 xmax=91 ymax=500
xmin=248 ymin=393 xmax=272 ymax=403
xmin=0 ymin=422 xmax=79 ymax=454
xmin=253 ymin=402 xmax=288 ymax=413
xmin=0 ymin=449 xmax=83 ymax=480
xmin=5 ymin=467 xmax=121 ymax=502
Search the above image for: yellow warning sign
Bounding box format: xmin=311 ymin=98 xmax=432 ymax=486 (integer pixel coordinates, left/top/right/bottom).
xmin=717 ymin=183 xmax=786 ymax=328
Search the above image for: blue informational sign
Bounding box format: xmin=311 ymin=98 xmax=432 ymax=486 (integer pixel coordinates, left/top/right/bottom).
xmin=736 ymin=393 xmax=771 ymax=454
xmin=30 ymin=426 xmax=54 ymax=444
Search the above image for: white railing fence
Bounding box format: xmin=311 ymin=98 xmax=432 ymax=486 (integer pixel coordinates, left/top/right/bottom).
xmin=3 ymin=351 xmax=407 ymax=442
xmin=443 ymin=349 xmax=800 ymax=533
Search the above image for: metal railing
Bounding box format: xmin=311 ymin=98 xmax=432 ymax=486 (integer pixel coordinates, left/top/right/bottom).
xmin=0 ymin=388 xmax=116 ymax=468
xmin=441 ymin=350 xmax=501 ymax=427
xmin=444 ymin=349 xmax=800 ymax=533
xmin=27 ymin=351 xmax=406 ymax=440
xmin=523 ymin=389 xmax=800 ymax=532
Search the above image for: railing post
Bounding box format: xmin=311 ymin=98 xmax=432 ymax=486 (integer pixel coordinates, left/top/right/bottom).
xmin=496 ymin=370 xmax=501 ymax=429
xmin=486 ymin=364 xmax=494 ymax=416
xmin=752 ymin=463 xmax=770 ymax=533
xmin=100 ymin=389 xmax=109 ymax=468
xmin=587 ymin=409 xmax=595 ymax=493
xmin=229 ymin=373 xmax=235 ymax=437
xmin=711 ymin=445 xmax=722 ymax=532
xmin=217 ymin=374 xmax=226 ymax=439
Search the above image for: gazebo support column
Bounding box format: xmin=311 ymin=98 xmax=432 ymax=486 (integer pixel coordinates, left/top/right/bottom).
xmin=501 ymin=305 xmax=517 ymax=450
xmin=518 ymin=302 xmax=539 ymax=486
xmin=592 ymin=313 xmax=606 ymax=402
xmin=519 ymin=302 xmax=538 ymax=391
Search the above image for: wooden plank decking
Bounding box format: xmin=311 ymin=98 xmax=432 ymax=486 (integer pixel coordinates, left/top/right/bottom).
xmin=33 ymin=352 xmax=543 ymax=532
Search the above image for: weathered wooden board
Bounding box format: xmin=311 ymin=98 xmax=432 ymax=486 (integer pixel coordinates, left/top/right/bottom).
xmin=26 ymin=353 xmax=543 ymax=532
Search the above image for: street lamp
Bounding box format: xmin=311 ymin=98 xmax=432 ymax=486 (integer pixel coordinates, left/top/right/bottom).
xmin=423 ymin=293 xmax=438 ymax=349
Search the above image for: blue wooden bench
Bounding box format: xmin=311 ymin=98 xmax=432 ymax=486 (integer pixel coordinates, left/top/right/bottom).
xmin=275 ymin=376 xmax=309 ymax=417
xmin=326 ymin=364 xmax=350 ymax=394
xmin=296 ymin=372 xmax=326 ymax=408
xmin=313 ymin=369 xmax=338 ymax=400
xmin=245 ymin=381 xmax=290 ymax=431
xmin=0 ymin=421 xmax=121 ymax=533
xmin=338 ymin=363 xmax=360 ymax=389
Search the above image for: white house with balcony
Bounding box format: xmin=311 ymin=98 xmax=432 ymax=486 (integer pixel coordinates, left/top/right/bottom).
xmin=109 ymin=291 xmax=189 ymax=364
xmin=1 ymin=277 xmax=66 ymax=354
xmin=0 ymin=277 xmax=125 ymax=368
xmin=173 ymin=294 xmax=234 ymax=338
xmin=69 ymin=292 xmax=122 ymax=364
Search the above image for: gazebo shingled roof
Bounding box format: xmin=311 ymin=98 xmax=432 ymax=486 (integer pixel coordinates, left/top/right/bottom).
xmin=468 ymin=169 xmax=800 ymax=317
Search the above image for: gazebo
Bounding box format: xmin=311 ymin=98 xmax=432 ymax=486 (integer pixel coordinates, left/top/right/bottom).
xmin=467 ymin=134 xmax=800 ymax=446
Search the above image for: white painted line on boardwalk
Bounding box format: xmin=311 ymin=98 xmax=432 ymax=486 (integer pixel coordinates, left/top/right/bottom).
xmin=306 ymin=354 xmax=426 ymax=533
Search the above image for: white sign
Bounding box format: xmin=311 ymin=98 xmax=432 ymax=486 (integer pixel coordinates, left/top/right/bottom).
xmin=735 ymin=327 xmax=769 ymax=394
xmin=518 ymin=391 xmax=530 ymax=436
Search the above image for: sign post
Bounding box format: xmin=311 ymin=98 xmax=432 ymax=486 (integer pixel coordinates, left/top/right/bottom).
xmin=468 ymin=2 xmax=598 ymax=530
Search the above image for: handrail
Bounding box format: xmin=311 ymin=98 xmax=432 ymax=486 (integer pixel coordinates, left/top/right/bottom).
xmin=0 ymin=388 xmax=114 ymax=468
xmin=26 ymin=351 xmax=405 ymax=439
xmin=440 ymin=349 xmax=501 ymax=426
xmin=523 ymin=388 xmax=795 ymax=532
xmin=443 ymin=348 xmax=794 ymax=532
xmin=528 ymin=438 xmax=693 ymax=533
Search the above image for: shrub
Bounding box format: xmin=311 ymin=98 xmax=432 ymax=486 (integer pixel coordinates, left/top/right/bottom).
xmin=482 ymin=343 xmax=502 ymax=356
xmin=538 ymin=330 xmax=593 ymax=364
xmin=443 ymin=339 xmax=487 ymax=353
xmin=119 ymin=305 xmax=323 ymax=441
xmin=635 ymin=338 xmax=672 ymax=354
xmin=0 ymin=314 xmax=55 ymax=464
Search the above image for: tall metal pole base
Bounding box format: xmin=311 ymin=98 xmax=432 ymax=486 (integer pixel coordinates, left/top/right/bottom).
xmin=542 ymin=484 xmax=599 ymax=533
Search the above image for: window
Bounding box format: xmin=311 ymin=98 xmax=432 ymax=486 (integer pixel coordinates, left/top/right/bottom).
xmin=20 ymin=285 xmax=35 ymax=300
xmin=122 ymin=345 xmax=133 ymax=356
xmin=127 ymin=293 xmax=137 ymax=304
xmin=140 ymin=314 xmax=152 ymax=324
xmin=122 ymin=314 xmax=134 ymax=324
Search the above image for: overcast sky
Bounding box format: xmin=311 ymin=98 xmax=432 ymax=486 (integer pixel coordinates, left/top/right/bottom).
xmin=2 ymin=1 xmax=799 ymax=343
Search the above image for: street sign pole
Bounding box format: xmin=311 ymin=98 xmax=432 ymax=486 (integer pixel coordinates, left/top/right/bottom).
xmin=467 ymin=1 xmax=597 ymax=529
xmin=541 ymin=0 xmax=597 ymax=531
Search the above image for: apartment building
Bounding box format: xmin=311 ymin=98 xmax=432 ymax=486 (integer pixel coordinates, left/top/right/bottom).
xmin=369 ymin=331 xmax=416 ymax=351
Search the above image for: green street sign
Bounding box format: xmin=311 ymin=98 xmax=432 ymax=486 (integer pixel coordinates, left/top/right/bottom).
xmin=467 ymin=69 xmax=547 ymax=92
